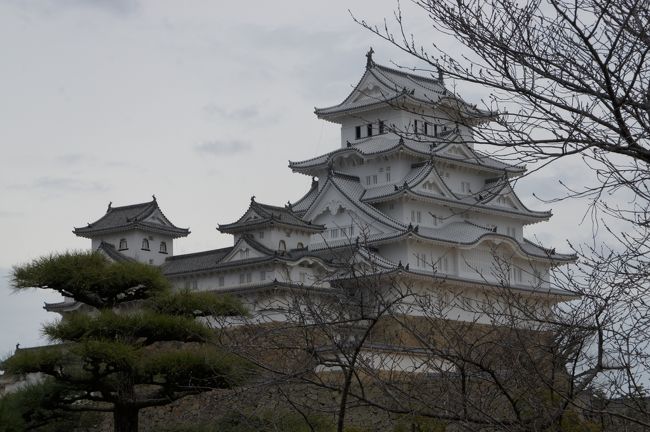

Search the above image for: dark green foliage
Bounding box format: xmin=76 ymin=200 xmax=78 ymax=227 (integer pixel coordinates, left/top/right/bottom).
xmin=151 ymin=289 xmax=247 ymax=318
xmin=3 ymin=252 xmax=251 ymax=432
xmin=43 ymin=310 xmax=213 ymax=344
xmin=12 ymin=252 xmax=170 ymax=308
xmin=137 ymin=346 xmax=253 ymax=388
xmin=0 ymin=379 xmax=101 ymax=432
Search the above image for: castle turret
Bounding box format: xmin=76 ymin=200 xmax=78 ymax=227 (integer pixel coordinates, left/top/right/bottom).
xmin=73 ymin=196 xmax=189 ymax=266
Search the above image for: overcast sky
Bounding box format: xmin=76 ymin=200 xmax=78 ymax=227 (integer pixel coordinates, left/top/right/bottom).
xmin=0 ymin=0 xmax=598 ymax=359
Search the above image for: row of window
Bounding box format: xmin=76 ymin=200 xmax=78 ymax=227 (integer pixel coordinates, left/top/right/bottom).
xmin=217 ymin=270 xmax=272 ymax=286
xmin=354 ymin=120 xmax=449 ymax=140
xmin=322 ymin=225 xmax=356 ymax=239
xmin=354 ymin=121 xmax=386 ymax=140
xmin=412 ymin=120 xmax=447 ymax=137
xmin=118 ymin=238 xmax=167 ymax=253
xmin=277 ymin=240 xmax=304 ymax=251
xmin=409 ymin=210 xmax=440 ymax=227
xmin=365 ymin=166 xmax=391 ymax=186
xmin=414 ymin=253 xmax=450 ymax=272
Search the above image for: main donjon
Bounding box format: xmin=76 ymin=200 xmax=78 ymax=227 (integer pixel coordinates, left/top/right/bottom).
xmin=50 ymin=52 xmax=575 ymax=336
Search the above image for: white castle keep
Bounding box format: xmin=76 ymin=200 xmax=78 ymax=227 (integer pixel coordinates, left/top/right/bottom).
xmin=48 ymin=51 xmax=575 ymax=321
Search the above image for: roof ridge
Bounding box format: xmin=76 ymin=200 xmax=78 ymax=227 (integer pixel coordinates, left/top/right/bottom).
xmin=329 ymin=177 xmax=407 ymax=230
xmin=373 ymin=63 xmax=444 ymax=86
xmin=330 ymin=170 xmax=361 ymax=182
xmin=106 ymin=200 xmax=155 ymax=212
xmin=166 ymin=247 xmax=233 ymax=260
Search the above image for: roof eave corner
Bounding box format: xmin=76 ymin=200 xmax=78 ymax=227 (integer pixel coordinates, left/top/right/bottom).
xmin=72 ymin=228 xmax=93 ymax=239
xmin=313 ymin=108 xmax=346 ymax=124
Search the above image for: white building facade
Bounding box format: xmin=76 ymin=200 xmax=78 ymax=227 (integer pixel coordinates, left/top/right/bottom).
xmin=50 ymin=52 xmax=575 ymax=325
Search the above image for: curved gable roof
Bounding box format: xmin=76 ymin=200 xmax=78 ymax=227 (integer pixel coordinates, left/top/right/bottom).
xmin=218 ymin=198 xmax=325 ymax=234
xmin=289 ymin=136 xmax=525 ymax=175
xmin=74 ymin=198 xmax=190 ymax=239
xmin=314 ymin=61 xmax=492 ymax=122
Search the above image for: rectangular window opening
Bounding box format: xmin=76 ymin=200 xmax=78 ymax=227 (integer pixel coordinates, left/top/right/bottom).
xmin=355 ymin=126 xmax=361 ymax=140
xmin=367 ymin=124 xmax=373 ymax=137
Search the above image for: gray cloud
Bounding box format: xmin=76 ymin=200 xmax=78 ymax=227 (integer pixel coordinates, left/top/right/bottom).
xmin=0 ymin=210 xmax=23 ymax=219
xmin=195 ymin=140 xmax=251 ymax=156
xmin=10 ymin=177 xmax=108 ymax=194
xmin=8 ymin=0 xmax=139 ymax=16
xmin=204 ymin=105 xmax=260 ymax=121
xmin=57 ymin=153 xmax=87 ymax=164
xmin=202 ymin=104 xmax=282 ymax=126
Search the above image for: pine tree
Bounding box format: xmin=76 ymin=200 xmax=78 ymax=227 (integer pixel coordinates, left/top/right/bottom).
xmin=3 ymin=252 xmax=252 ymax=432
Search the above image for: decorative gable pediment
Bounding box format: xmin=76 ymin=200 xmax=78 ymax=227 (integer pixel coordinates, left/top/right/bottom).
xmin=240 ymin=208 xmax=264 ymax=223
xmin=143 ymin=209 xmax=173 ymax=228
xmin=220 ymin=238 xmax=268 ymax=263
xmin=419 ymin=173 xmax=450 ymax=197
xmin=441 ymin=144 xmax=473 ymax=160
xmin=351 ymin=80 xmax=387 ymax=103
xmin=304 ymin=180 xmax=398 ymax=237
xmin=493 ymin=193 xmax=519 ymax=210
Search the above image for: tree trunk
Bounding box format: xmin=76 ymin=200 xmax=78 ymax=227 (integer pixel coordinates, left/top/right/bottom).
xmin=113 ymin=404 xmax=139 ymax=432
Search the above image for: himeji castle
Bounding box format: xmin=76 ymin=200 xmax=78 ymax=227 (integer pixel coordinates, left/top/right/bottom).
xmin=47 ymin=51 xmax=576 ymax=321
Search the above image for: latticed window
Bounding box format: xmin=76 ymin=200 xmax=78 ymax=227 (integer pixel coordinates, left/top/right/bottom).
xmin=119 ymin=238 xmax=127 ymax=250
xmin=159 ymin=242 xmax=167 ymax=253
xmin=278 ymin=240 xmax=286 ymax=251
xmin=141 ymin=239 xmax=150 ymax=250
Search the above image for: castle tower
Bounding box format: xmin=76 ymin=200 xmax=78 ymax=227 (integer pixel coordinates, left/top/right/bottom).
xmin=73 ymin=196 xmax=189 ymax=266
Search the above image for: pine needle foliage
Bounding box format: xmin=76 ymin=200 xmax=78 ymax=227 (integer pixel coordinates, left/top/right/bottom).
xmin=2 ymin=252 xmax=253 ymax=432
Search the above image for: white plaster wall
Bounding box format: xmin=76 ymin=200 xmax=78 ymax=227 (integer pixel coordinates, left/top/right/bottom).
xmin=334 ymin=154 xmax=418 ymax=189
xmin=407 ymin=241 xmax=457 ymax=276
xmin=170 ymin=264 xmax=281 ymax=292
xmin=169 ymin=262 xmax=329 ymax=294
xmin=404 ymin=281 xmax=555 ymax=325
xmin=399 ymin=199 xmax=454 ymax=228
xmin=339 ymin=107 xmax=406 ymax=146
xmin=90 ymin=230 xmax=173 ymax=265
xmin=434 ymin=162 xmax=489 ymax=196
xmin=377 ymin=241 xmax=408 ymax=265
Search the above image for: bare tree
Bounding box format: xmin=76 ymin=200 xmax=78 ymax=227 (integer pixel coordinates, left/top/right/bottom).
xmin=339 ymin=0 xmax=650 ymax=428
xmin=218 ymin=231 xmax=616 ymax=431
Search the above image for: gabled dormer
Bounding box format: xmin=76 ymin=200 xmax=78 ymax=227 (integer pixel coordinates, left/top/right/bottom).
xmin=73 ymin=196 xmax=189 ymax=266
xmin=218 ymin=197 xmax=325 ymax=251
